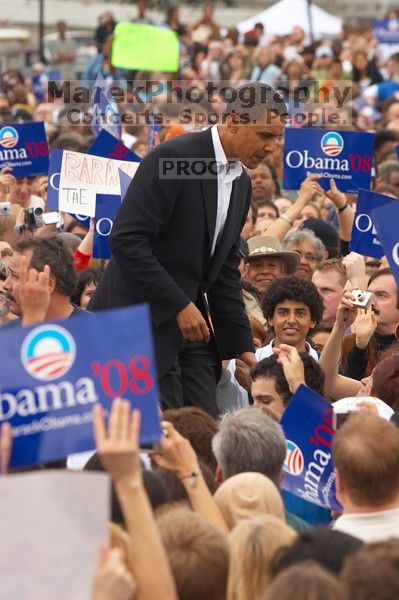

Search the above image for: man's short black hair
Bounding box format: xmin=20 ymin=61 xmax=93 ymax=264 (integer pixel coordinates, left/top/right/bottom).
xmin=15 ymin=234 xmax=77 ymax=298
xmin=262 ymin=275 xmax=324 ymax=325
xmin=251 ymin=353 xmax=325 ymax=407
xmin=228 ymin=82 xmax=287 ymax=124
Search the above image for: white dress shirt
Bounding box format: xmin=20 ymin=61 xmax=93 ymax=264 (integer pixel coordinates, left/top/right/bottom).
xmin=256 ymin=340 xmax=319 ymax=362
xmin=210 ymin=125 xmax=242 ymax=256
xmin=333 ymin=507 xmax=399 ymax=542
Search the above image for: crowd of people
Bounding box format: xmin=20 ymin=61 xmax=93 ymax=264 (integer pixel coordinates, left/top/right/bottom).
xmin=1 ymin=1 xmax=399 ymax=598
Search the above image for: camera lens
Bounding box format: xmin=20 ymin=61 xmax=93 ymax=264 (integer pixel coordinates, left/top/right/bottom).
xmin=0 ymin=262 xmax=10 ymax=281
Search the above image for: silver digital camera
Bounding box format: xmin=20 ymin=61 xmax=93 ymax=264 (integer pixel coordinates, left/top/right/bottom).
xmin=349 ymin=289 xmax=373 ymax=309
xmin=24 ymin=208 xmax=63 ymax=232
xmin=0 ymin=202 xmax=12 ymax=216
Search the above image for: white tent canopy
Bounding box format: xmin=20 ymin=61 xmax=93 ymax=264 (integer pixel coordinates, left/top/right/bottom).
xmin=237 ymin=0 xmax=342 ymax=40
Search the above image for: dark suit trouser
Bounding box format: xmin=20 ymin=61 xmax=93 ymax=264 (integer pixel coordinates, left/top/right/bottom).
xmin=158 ymin=340 xmax=220 ymax=419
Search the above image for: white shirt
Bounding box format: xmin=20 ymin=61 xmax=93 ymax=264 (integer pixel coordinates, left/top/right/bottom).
xmin=210 ymin=125 xmax=242 ymax=256
xmin=67 ymin=450 xmax=152 ymax=471
xmin=227 ymin=341 xmax=318 ymax=394
xmin=333 ymin=507 xmax=399 ymax=543
xmin=256 ymin=340 xmax=319 ymax=362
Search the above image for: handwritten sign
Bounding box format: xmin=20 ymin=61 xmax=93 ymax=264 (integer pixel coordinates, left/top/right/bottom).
xmin=47 ymin=149 xmax=140 ymax=217
xmin=112 ymin=22 xmax=179 ymax=72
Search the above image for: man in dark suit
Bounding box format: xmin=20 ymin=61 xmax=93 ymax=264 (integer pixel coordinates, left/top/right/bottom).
xmin=89 ymin=83 xmax=286 ymax=416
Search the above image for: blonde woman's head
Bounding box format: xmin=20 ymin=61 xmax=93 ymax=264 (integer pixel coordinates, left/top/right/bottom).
xmin=227 ymin=514 xmax=296 ymax=600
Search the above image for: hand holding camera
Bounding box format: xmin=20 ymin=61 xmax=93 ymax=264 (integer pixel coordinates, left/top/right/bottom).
xmin=333 ymin=396 xmax=394 ymax=430
xmin=335 ymin=293 xmax=358 ymax=329
xmin=352 ymin=309 xmax=377 ymax=350
xmin=24 ymin=207 xmax=62 ymax=232
xmin=14 ymin=206 xmax=63 ymax=234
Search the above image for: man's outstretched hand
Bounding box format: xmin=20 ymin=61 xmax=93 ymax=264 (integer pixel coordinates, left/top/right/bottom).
xmin=176 ymin=302 xmax=210 ymax=343
xmin=235 ymin=352 xmax=256 ymax=391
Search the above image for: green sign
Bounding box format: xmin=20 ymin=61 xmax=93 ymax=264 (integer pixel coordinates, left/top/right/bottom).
xmin=111 ymin=22 xmax=180 ymax=72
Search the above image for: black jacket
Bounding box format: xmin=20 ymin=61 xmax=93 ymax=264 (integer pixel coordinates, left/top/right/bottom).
xmin=89 ymin=128 xmax=254 ymax=377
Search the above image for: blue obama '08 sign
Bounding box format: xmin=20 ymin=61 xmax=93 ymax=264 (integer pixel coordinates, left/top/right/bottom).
xmin=88 ymin=129 xmax=141 ymax=163
xmin=0 ymin=122 xmax=49 ymax=177
xmin=283 ymin=128 xmax=375 ymax=193
xmin=373 ymin=19 xmax=399 ymax=44
xmin=279 ymin=385 xmax=341 ymax=512
xmin=93 ymin=193 xmax=121 ymax=259
xmin=90 ymin=72 xmax=122 ymax=140
xmin=0 ymin=305 xmax=161 ymax=468
xmin=372 ymin=201 xmax=399 ymax=290
xmin=349 ymin=189 xmax=397 ymax=259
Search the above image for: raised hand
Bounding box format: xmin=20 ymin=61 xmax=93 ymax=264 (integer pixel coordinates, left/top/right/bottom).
xmin=91 ymin=545 xmax=136 ymax=600
xmin=0 ymin=166 xmax=16 ymax=199
xmin=152 ymin=420 xmax=199 ymax=479
xmin=342 ymin=252 xmax=367 ymax=291
xmin=298 ymin=175 xmax=324 ymax=204
xmin=273 ymin=343 xmax=305 ymax=394
xmin=325 ymin=178 xmax=348 ymax=209
xmin=93 ymin=398 xmax=141 ymax=484
xmin=19 ymin=255 xmax=51 ymax=325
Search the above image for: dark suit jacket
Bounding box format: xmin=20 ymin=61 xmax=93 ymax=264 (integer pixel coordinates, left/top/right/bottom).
xmin=89 ymin=128 xmax=254 ymax=377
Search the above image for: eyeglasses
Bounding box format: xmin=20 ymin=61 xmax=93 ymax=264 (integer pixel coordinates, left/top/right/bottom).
xmin=295 ymin=251 xmax=318 ymax=263
xmin=0 ymin=262 xmax=10 ymax=281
